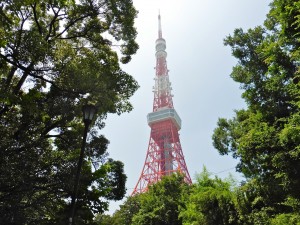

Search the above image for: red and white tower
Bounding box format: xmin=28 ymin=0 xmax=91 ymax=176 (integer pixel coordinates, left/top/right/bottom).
xmin=132 ymin=14 xmax=192 ymax=195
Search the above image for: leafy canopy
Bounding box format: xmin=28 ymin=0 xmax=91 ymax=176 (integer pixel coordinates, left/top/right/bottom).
xmin=212 ymin=0 xmax=300 ymax=222
xmin=0 ymin=0 xmax=139 ymax=224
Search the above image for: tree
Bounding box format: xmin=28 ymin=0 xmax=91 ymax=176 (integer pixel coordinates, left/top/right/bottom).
xmin=179 ymin=167 xmax=239 ymax=225
xmin=130 ymin=173 xmax=188 ymax=225
xmin=96 ymin=195 xmax=142 ymax=225
xmin=212 ymin=0 xmax=300 ymax=222
xmin=0 ymin=0 xmax=138 ymax=224
xmin=112 ymin=195 xmax=142 ymax=225
xmin=94 ymin=214 xmax=114 ymax=225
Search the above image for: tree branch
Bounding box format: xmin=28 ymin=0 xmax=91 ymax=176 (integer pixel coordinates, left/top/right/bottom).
xmin=54 ymin=14 xmax=90 ymax=39
xmin=45 ymin=5 xmax=61 ymax=41
xmin=4 ymin=66 xmax=17 ymax=90
xmin=13 ymin=62 xmax=34 ymax=95
xmin=42 ymin=121 xmax=61 ymax=137
xmin=0 ymin=53 xmax=87 ymax=96
xmin=31 ymin=3 xmax=42 ymax=34
xmin=45 ymin=134 xmax=70 ymax=144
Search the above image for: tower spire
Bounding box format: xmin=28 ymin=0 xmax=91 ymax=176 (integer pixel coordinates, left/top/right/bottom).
xmin=132 ymin=14 xmax=192 ymax=195
xmin=154 ymin=13 xmax=173 ymax=111
xmin=158 ymin=10 xmax=162 ymax=38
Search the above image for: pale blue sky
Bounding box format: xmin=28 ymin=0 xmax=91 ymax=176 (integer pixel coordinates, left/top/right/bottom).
xmin=103 ymin=0 xmax=271 ymax=213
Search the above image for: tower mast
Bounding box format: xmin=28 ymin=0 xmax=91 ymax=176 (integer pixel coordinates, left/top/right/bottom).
xmin=153 ymin=12 xmax=173 ymax=111
xmin=132 ymin=14 xmax=192 ymax=195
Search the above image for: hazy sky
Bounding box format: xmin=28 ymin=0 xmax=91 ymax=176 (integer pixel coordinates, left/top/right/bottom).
xmin=103 ymin=0 xmax=271 ymax=213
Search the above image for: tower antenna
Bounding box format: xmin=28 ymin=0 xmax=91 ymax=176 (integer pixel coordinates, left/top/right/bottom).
xmin=158 ymin=10 xmax=162 ymax=38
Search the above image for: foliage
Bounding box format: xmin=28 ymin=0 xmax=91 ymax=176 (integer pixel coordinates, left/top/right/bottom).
xmin=131 ymin=173 xmax=188 ymax=225
xmin=94 ymin=214 xmax=114 ymax=225
xmin=107 ymin=170 xmax=241 ymax=225
xmin=212 ymin=0 xmax=300 ymax=223
xmin=180 ymin=167 xmax=239 ymax=225
xmin=105 ymin=174 xmax=188 ymax=225
xmin=271 ymin=213 xmax=300 ymax=225
xmin=112 ymin=195 xmax=142 ymax=225
xmin=0 ymin=0 xmax=138 ymax=224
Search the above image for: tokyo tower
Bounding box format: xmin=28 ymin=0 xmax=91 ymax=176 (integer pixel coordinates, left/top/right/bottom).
xmin=132 ymin=14 xmax=192 ymax=195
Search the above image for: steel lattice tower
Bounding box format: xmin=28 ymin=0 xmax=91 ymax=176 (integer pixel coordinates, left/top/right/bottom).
xmin=132 ymin=14 xmax=192 ymax=195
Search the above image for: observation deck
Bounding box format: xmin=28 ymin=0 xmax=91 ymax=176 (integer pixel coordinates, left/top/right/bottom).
xmin=147 ymin=108 xmax=181 ymax=130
